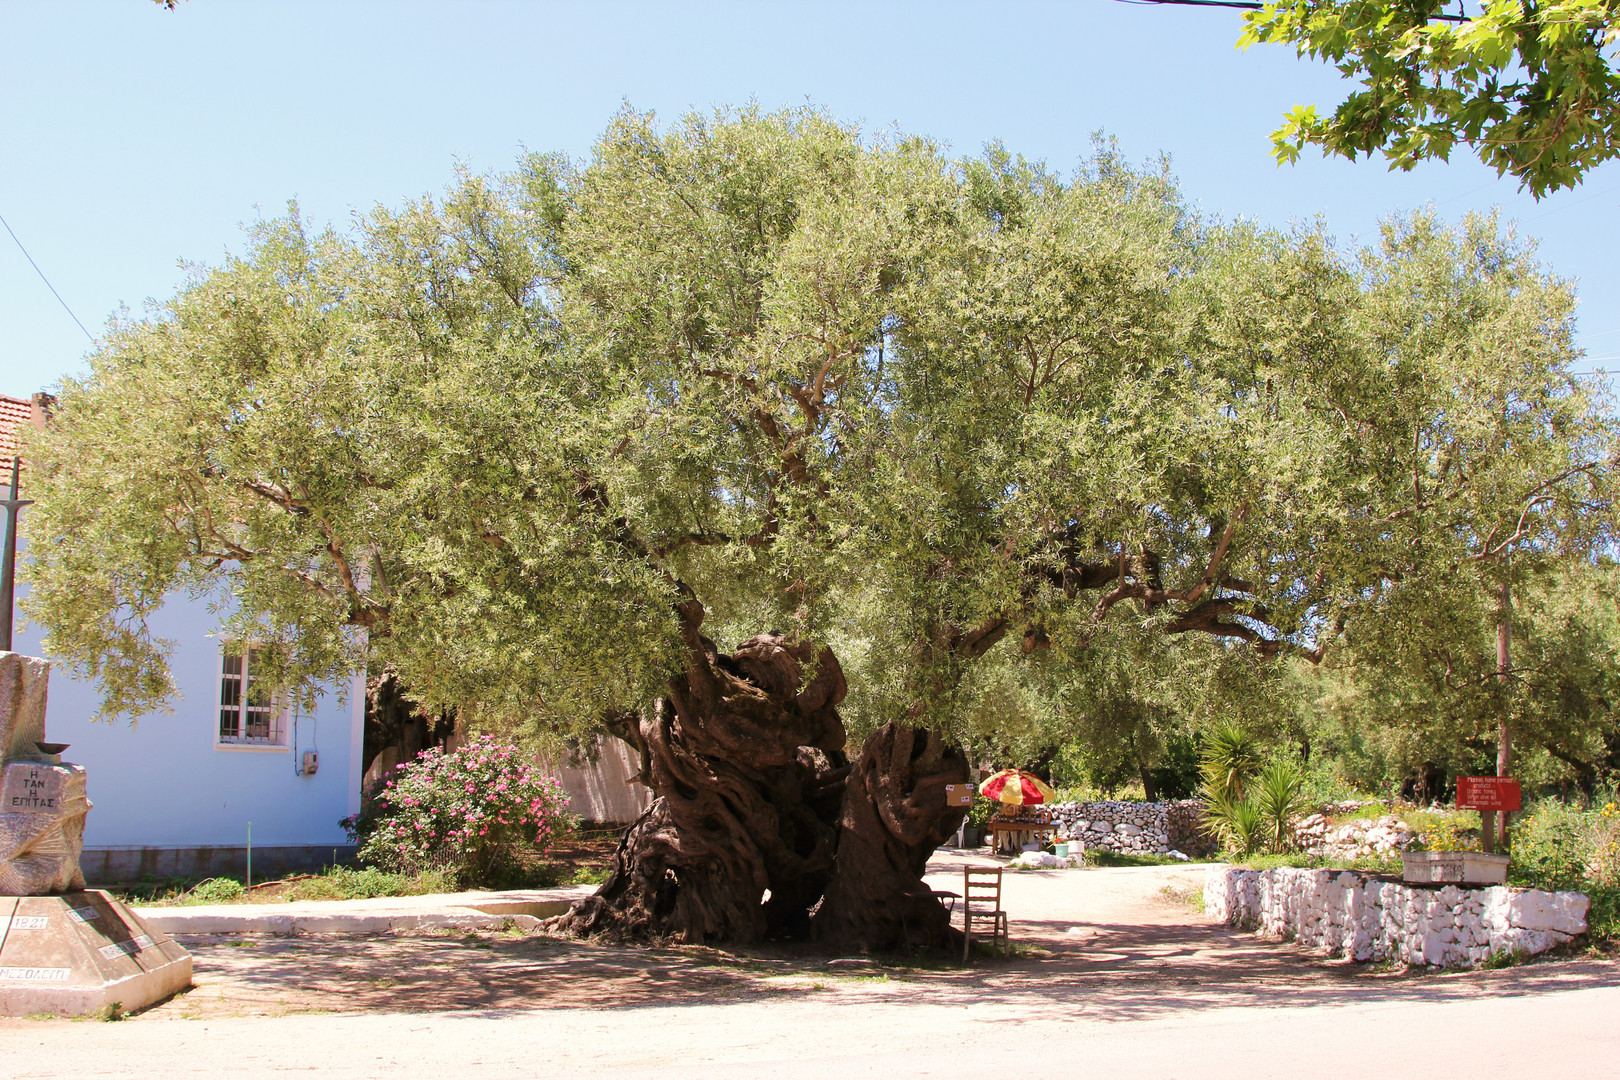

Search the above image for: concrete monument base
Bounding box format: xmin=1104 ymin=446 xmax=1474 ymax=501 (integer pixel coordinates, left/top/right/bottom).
xmin=0 ymin=890 xmax=191 ymax=1017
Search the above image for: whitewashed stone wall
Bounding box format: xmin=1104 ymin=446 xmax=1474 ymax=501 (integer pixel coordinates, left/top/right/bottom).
xmin=1047 ymin=800 xmax=1208 ymax=856
xmin=1205 ymin=866 xmax=1590 ymax=968
xmin=1292 ymin=811 xmax=1419 ymax=863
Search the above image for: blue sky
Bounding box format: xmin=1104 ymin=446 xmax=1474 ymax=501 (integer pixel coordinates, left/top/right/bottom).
xmin=4 ymin=0 xmax=1618 ymax=396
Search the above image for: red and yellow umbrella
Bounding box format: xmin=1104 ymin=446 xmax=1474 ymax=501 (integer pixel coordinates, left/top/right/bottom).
xmin=978 ymin=769 xmax=1056 ymax=806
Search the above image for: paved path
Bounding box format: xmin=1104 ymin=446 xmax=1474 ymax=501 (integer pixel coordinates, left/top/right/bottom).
xmin=2 ymin=860 xmax=1615 ymax=1078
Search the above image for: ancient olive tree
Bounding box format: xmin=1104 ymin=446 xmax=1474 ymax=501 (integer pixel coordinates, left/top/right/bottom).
xmin=23 ymin=107 xmax=1615 ymax=951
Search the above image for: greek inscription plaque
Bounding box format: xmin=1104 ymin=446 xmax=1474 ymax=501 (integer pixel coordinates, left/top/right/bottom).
xmin=65 ymin=906 xmax=100 ymax=923
xmin=97 ymin=935 xmax=152 ymax=960
xmin=1 ymin=764 xmax=63 ymax=814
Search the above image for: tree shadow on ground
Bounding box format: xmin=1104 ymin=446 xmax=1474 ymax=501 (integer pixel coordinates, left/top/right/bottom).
xmin=161 ymin=909 xmax=1620 ymax=1023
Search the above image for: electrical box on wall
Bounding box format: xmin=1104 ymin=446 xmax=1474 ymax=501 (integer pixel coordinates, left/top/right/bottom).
xmin=302 ymin=750 xmax=319 ymax=776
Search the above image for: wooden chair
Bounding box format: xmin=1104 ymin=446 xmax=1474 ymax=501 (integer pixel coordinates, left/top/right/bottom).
xmin=960 ymin=867 xmax=1008 ymax=962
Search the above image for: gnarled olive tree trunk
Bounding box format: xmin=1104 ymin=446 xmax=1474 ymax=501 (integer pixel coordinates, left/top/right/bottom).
xmin=558 ymin=598 xmax=970 ymax=950
xmin=812 ymin=723 xmax=970 ymax=952
xmin=559 ymin=600 xmax=851 ymax=943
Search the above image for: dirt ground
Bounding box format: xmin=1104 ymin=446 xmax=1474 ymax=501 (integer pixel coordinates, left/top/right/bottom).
xmin=41 ymin=855 xmax=1618 ymax=1022
xmin=5 ymin=857 xmax=1620 ymax=1078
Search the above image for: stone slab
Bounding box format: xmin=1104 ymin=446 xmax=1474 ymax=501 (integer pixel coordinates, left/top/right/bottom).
xmin=1401 ymin=851 xmax=1510 ymax=885
xmin=135 ymin=885 xmax=594 ymax=936
xmin=0 ymin=890 xmax=191 ymax=1016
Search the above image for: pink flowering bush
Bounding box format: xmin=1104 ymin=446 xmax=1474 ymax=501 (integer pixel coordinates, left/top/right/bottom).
xmin=345 ymin=735 xmax=573 ymax=885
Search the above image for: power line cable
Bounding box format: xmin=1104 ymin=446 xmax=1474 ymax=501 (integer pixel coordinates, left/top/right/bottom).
xmin=1111 ymin=0 xmax=1470 ymax=20
xmin=1521 ymin=180 xmax=1620 ymax=224
xmin=0 ymin=211 xmax=94 ymax=343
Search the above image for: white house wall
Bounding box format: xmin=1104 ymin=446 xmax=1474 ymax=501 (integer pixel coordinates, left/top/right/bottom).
xmin=14 ymin=553 xmax=364 ymax=870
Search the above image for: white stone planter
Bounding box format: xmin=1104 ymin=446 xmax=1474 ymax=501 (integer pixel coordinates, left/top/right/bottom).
xmin=1400 ymin=851 xmax=1510 ymax=885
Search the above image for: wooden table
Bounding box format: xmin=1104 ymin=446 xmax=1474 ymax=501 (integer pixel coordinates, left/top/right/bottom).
xmin=987 ymin=819 xmax=1056 ymax=855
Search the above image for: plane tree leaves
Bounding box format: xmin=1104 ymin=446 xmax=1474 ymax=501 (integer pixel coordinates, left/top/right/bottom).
xmin=1243 ymin=0 xmax=1620 ymax=197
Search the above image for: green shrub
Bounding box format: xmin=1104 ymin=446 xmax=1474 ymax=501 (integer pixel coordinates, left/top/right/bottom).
xmin=280 ymin=866 xmax=457 ymax=901
xmin=1505 ymin=795 xmax=1620 ymax=946
xmin=1585 ymin=800 xmax=1620 ymax=889
xmin=1233 ymin=851 xmax=1402 ymax=874
xmin=185 ymin=877 xmax=246 ymax=904
xmin=1236 ymin=852 xmax=1316 ymax=870
xmin=1087 ymin=850 xmax=1191 ymax=867
xmin=967 ymin=794 xmax=998 ymax=829
xmin=345 ymin=735 xmax=574 ymax=887
xmin=1509 ymin=800 xmax=1590 ymax=891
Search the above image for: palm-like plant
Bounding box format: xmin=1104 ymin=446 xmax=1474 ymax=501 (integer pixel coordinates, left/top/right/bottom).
xmin=1201 ymin=785 xmax=1267 ymax=857
xmin=1199 ymin=725 xmax=1264 ymax=804
xmin=1198 ymin=728 xmax=1300 ymax=858
xmin=1253 ymin=758 xmax=1307 ymax=854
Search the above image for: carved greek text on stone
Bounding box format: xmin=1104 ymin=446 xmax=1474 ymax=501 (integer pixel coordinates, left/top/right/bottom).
xmin=65 ymin=907 xmax=99 ymax=923
xmin=0 ymin=967 xmax=70 ymax=982
xmin=1 ymin=766 xmax=61 ymax=814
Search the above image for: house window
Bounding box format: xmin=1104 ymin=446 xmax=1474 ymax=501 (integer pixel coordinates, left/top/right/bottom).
xmin=218 ymin=645 xmax=286 ymax=747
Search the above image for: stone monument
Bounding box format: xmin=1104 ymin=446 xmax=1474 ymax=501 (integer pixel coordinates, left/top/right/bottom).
xmin=0 ymin=652 xmax=191 ymax=1017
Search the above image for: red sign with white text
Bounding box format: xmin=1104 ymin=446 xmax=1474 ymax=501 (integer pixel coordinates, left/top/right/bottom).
xmin=1456 ymin=776 xmax=1522 ymax=812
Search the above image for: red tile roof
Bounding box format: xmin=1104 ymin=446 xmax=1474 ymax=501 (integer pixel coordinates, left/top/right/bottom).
xmin=0 ymin=396 xmax=35 ymax=485
xmin=0 ymin=396 xmax=30 ymax=460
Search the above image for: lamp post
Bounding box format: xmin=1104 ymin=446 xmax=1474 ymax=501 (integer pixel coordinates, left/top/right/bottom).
xmin=0 ymin=456 xmax=34 ymax=651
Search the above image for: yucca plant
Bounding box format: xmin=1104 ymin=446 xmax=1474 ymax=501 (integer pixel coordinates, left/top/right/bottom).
xmin=1253 ymin=758 xmax=1307 ymax=854
xmin=1199 ymin=725 xmax=1264 ymax=804
xmin=1201 ymin=785 xmax=1266 ymax=857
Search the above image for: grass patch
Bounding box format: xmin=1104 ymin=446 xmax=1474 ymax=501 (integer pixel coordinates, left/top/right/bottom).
xmin=1157 ymin=884 xmax=1206 ymax=913
xmin=1231 ymin=851 xmax=1402 ymax=875
xmin=138 ymin=866 xmax=459 ymax=906
xmin=1086 ymin=851 xmax=1195 ymax=868
xmin=114 ymin=829 xmax=619 ymax=906
xmin=815 ymin=971 xmax=892 ymax=983
xmin=1480 ymin=947 xmax=1530 ymax=970
xmin=520 ymin=862 xmax=613 ymax=887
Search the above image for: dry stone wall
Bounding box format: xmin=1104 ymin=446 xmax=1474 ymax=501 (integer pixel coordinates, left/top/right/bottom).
xmin=1291 ymin=810 xmax=1419 ymax=863
xmin=1047 ymin=800 xmax=1212 ymax=857
xmin=1205 ymin=866 xmax=1590 ymax=968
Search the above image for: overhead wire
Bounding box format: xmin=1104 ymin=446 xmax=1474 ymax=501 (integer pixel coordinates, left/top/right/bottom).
xmin=0 ymin=211 xmax=94 ymax=343
xmin=1110 ymin=0 xmax=1470 ymax=19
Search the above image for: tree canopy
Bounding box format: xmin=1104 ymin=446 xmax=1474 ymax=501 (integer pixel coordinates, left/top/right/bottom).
xmin=23 ymin=107 xmax=1618 ymax=752
xmin=1242 ymin=0 xmax=1620 ymax=197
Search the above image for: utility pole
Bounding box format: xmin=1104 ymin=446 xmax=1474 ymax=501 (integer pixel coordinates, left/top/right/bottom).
xmin=1495 ymin=572 xmax=1513 ymax=849
xmin=0 ymin=456 xmax=32 ymax=651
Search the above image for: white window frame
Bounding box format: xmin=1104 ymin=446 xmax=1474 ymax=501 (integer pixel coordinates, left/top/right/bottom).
xmin=215 ymin=642 xmax=290 ymax=752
